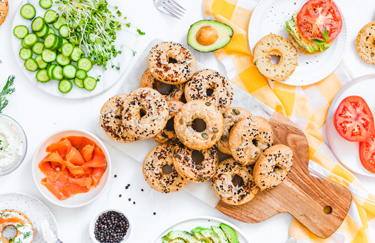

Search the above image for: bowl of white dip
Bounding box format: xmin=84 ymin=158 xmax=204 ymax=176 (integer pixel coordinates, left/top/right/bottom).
xmin=0 ymin=114 xmax=27 ymax=176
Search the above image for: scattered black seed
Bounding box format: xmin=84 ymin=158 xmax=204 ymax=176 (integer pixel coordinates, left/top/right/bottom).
xmin=94 ymin=211 xmax=129 ymax=243
xmin=119 ymin=194 xmax=122 ymax=197
xmin=141 ymin=189 xmax=144 ymax=192
xmin=133 ymin=202 xmax=136 ymax=205
xmin=114 ymin=175 xmax=117 ymax=178
xmin=128 ymin=198 xmax=131 ymax=201
xmin=153 ymin=212 xmax=156 ymax=215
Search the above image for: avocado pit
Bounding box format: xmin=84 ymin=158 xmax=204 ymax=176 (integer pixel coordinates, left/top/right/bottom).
xmin=196 ymin=26 xmax=219 ymax=46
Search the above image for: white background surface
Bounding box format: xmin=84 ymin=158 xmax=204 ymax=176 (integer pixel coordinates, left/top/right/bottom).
xmin=1 ymin=0 xmax=375 ymax=242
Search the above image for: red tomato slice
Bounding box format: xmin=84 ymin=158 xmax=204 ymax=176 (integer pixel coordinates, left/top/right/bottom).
xmin=360 ymin=130 xmax=375 ymax=173
xmin=334 ymin=96 xmax=374 ymax=142
xmin=297 ymin=0 xmax=342 ymax=43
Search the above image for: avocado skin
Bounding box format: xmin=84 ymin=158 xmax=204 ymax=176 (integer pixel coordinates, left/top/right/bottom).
xmin=187 ymin=20 xmax=233 ymax=53
xmin=285 ymin=13 xmax=332 ymax=53
xmin=220 ymin=223 xmax=239 ymax=243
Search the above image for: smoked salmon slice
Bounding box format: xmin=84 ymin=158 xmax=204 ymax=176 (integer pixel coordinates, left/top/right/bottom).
xmin=66 ymin=147 xmax=86 ymax=166
xmin=46 ymin=138 xmax=72 ymax=158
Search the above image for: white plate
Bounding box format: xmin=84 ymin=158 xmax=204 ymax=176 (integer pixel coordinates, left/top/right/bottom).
xmin=150 ymin=216 xmax=250 ymax=243
xmin=32 ymin=129 xmax=112 ymax=207
xmin=12 ymin=0 xmax=136 ymax=99
xmin=0 ymin=192 xmax=59 ymax=242
xmin=326 ymin=75 xmax=375 ymax=177
xmin=248 ymin=0 xmax=347 ymax=86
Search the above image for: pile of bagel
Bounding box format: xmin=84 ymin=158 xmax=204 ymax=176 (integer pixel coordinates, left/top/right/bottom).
xmin=100 ymin=41 xmax=294 ymax=205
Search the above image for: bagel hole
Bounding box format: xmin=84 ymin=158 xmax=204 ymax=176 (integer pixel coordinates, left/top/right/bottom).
xmin=156 ymin=81 xmax=172 ymax=95
xmin=168 ymin=57 xmax=178 ymax=64
xmin=2 ymin=225 xmax=17 ymax=239
xmin=252 ymin=139 xmax=258 ymax=147
xmin=324 ymin=206 xmax=332 ymax=215
xmin=192 ymin=118 xmax=206 ymax=132
xmin=232 ymin=174 xmax=244 ymax=187
xmin=192 ymin=150 xmax=204 ymax=165
xmin=162 ymin=165 xmax=173 ymax=174
xmin=165 ymin=118 xmax=175 ymax=131
xmin=269 ymin=55 xmax=281 ymax=65
xmin=140 ymin=109 xmax=146 ymax=118
xmin=206 ymin=88 xmax=214 ymax=97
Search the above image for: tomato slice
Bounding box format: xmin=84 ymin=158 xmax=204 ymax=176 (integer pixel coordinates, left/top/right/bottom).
xmin=360 ymin=130 xmax=375 ymax=173
xmin=334 ymin=96 xmax=374 ymax=142
xmin=297 ymin=0 xmax=342 ymax=43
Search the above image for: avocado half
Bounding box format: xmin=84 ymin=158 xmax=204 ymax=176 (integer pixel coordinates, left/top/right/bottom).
xmin=187 ymin=20 xmax=233 ymax=53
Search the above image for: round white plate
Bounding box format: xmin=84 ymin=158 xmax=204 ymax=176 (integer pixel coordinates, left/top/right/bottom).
xmin=32 ymin=129 xmax=112 ymax=208
xmin=150 ymin=216 xmax=250 ymax=243
xmin=248 ymin=0 xmax=347 ymax=86
xmin=327 ymin=75 xmax=375 ymax=177
xmin=12 ymin=0 xmax=136 ymax=99
xmin=0 ymin=192 xmax=59 ymax=242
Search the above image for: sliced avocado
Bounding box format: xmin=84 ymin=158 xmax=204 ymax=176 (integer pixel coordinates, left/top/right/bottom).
xmin=220 ymin=223 xmax=239 ymax=243
xmin=186 ymin=236 xmax=209 ymax=243
xmin=163 ymin=239 xmax=186 ymax=243
xmin=212 ymin=226 xmax=230 ymax=243
xmin=200 ymin=229 xmax=220 ymax=243
xmin=191 ymin=226 xmax=209 ymax=234
xmin=194 ymin=233 xmax=213 ymax=243
xmin=163 ymin=231 xmax=193 ymax=242
xmin=187 ymin=20 xmax=233 ymax=52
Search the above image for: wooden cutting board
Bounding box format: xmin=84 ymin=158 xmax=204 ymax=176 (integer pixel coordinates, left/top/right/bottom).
xmin=215 ymin=112 xmax=352 ymax=239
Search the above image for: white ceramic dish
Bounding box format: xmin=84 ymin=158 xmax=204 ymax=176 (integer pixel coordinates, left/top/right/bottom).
xmin=32 ymin=129 xmax=112 ymax=208
xmin=12 ymin=0 xmax=136 ymax=99
xmin=150 ymin=216 xmax=250 ymax=243
xmin=326 ymin=74 xmax=375 ymax=177
xmin=89 ymin=208 xmax=133 ymax=243
xmin=248 ymin=0 xmax=347 ymax=86
xmin=0 ymin=192 xmax=59 ymax=242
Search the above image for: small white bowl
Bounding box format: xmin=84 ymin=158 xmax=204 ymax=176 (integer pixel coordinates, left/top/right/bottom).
xmin=32 ymin=129 xmax=112 ymax=208
xmin=89 ymin=208 xmax=133 ymax=243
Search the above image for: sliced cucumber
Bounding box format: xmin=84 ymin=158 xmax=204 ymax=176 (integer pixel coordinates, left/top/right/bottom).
xmin=19 ymin=48 xmax=32 ymax=60
xmin=71 ymin=47 xmax=84 ymax=62
xmin=52 ymin=65 xmax=63 ymax=80
xmin=20 ymin=4 xmax=36 ymax=20
xmin=76 ymin=69 xmax=87 ymax=80
xmin=36 ymin=69 xmax=50 ymax=83
xmin=13 ymin=25 xmax=29 ymax=39
xmin=44 ymin=10 xmax=59 ymax=24
xmin=47 ymin=64 xmax=56 ymax=79
xmin=44 ymin=34 xmax=57 ymax=49
xmin=48 ymin=27 xmax=55 ymax=35
xmin=32 ymin=42 xmax=44 ymax=55
xmin=21 ymin=39 xmax=30 ymax=48
xmin=62 ymin=65 xmax=76 ymax=79
xmin=77 ymin=58 xmax=92 ymax=72
xmin=31 ymin=17 xmax=45 ymax=32
xmin=59 ymin=24 xmax=69 ymax=38
xmin=56 ymin=54 xmax=70 ymax=66
xmin=39 ymin=0 xmax=53 ymax=9
xmin=61 ymin=43 xmax=73 ymax=57
xmin=35 ymin=55 xmax=48 ymax=69
xmin=58 ymin=38 xmax=68 ymax=53
xmin=24 ymin=58 xmax=38 ymax=72
xmin=42 ymin=49 xmax=57 ymax=62
xmin=35 ymin=24 xmax=48 ymax=38
xmin=83 ymin=77 xmax=97 ymax=91
xmin=53 ymin=17 xmax=66 ymax=30
xmin=58 ymin=79 xmax=72 ymax=93
xmin=51 ymin=36 xmax=62 ymax=51
xmin=74 ymin=78 xmax=84 ymax=88
xmin=24 ymin=33 xmax=38 ymax=47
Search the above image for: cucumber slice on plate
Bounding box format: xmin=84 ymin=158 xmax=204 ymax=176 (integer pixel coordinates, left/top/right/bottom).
xmin=42 ymin=49 xmax=57 ymax=62
xmin=51 ymin=36 xmax=62 ymax=51
xmin=19 ymin=48 xmax=32 ymax=60
xmin=74 ymin=78 xmax=84 ymax=88
xmin=56 ymin=54 xmax=70 ymax=66
xmin=13 ymin=25 xmax=29 ymax=39
xmin=47 ymin=64 xmax=56 ymax=79
xmin=77 ymin=58 xmax=92 ymax=72
xmin=21 ymin=39 xmax=30 ymax=48
xmin=48 ymin=27 xmax=55 ymax=35
xmin=35 ymin=24 xmax=49 ymax=38
xmin=35 ymin=55 xmax=48 ymax=69
xmin=76 ymin=69 xmax=87 ymax=80
xmin=53 ymin=17 xmax=66 ymax=30
xmin=36 ymin=69 xmax=50 ymax=83
xmin=58 ymin=79 xmax=72 ymax=93
xmin=58 ymin=39 xmax=69 ymax=53
xmin=71 ymin=47 xmax=84 ymax=62
xmin=32 ymin=42 xmax=44 ymax=55
xmin=24 ymin=58 xmax=38 ymax=72
xmin=62 ymin=64 xmax=77 ymax=79
xmin=24 ymin=33 xmax=38 ymax=47
xmin=52 ymin=65 xmax=63 ymax=80
xmin=44 ymin=34 xmax=57 ymax=49
xmin=44 ymin=10 xmax=59 ymax=24
xmin=32 ymin=17 xmax=45 ymax=32
xmin=20 ymin=4 xmax=36 ymax=20
xmin=83 ymin=76 xmax=97 ymax=91
xmin=39 ymin=0 xmax=53 ymax=9
xmin=61 ymin=43 xmax=74 ymax=57
xmin=59 ymin=24 xmax=69 ymax=38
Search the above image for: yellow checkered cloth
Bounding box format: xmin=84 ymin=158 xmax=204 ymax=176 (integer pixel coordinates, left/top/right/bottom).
xmin=203 ymin=0 xmax=375 ymax=242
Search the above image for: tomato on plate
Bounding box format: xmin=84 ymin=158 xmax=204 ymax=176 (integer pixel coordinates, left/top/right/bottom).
xmin=360 ymin=130 xmax=375 ymax=173
xmin=334 ymin=96 xmax=374 ymax=142
xmin=297 ymin=0 xmax=343 ymax=43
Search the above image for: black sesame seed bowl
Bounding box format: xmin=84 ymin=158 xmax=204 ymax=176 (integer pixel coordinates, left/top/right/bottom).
xmin=89 ymin=208 xmax=133 ymax=243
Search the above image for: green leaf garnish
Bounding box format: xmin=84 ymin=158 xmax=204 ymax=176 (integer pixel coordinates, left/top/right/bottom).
xmin=323 ymin=27 xmax=329 ymax=42
xmin=16 ymin=239 xmax=22 ymax=243
xmin=9 ymin=239 xmax=14 ymax=243
xmin=15 ymin=224 xmax=24 ymax=229
xmin=23 ymin=232 xmax=31 ymax=239
xmin=310 ymin=38 xmax=327 ymax=46
xmin=0 ymin=75 xmax=15 ymax=114
xmin=0 ymin=212 xmax=9 ymax=217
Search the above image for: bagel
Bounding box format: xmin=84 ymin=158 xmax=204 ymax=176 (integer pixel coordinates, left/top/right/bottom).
xmin=174 ymin=100 xmax=224 ymax=150
xmin=217 ymin=107 xmax=252 ymax=155
xmin=212 ymin=158 xmax=259 ymax=205
xmin=253 ymin=144 xmax=293 ymax=191
xmin=184 ymin=69 xmax=233 ymax=111
xmin=253 ymin=34 xmax=298 ymax=81
xmin=100 ymin=94 xmax=138 ymax=143
xmin=122 ymin=88 xmax=169 ymax=140
xmin=147 ymin=42 xmax=197 ymax=84
xmin=229 ymin=116 xmax=273 ymax=165
xmin=140 ymin=68 xmax=185 ymax=101
xmin=173 ymin=143 xmax=218 ymax=183
xmin=0 ymin=209 xmax=34 ymax=243
xmin=0 ymin=0 xmax=8 ymax=26
xmin=143 ymin=144 xmax=188 ymax=193
xmin=153 ymin=101 xmax=184 ymax=145
xmin=356 ymin=21 xmax=375 ymax=65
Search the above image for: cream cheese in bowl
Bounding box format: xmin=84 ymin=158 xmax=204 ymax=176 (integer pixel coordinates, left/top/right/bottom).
xmin=0 ymin=114 xmax=27 ymax=175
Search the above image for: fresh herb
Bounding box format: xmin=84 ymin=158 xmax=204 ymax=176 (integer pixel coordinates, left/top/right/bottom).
xmin=15 ymin=224 xmax=24 ymax=229
xmin=0 ymin=212 xmax=9 ymax=217
xmin=0 ymin=75 xmax=15 ymax=113
xmin=16 ymin=239 xmax=22 ymax=243
xmin=311 ymin=26 xmax=329 ymax=46
xmin=9 ymin=239 xmax=14 ymax=243
xmin=23 ymin=232 xmax=31 ymax=239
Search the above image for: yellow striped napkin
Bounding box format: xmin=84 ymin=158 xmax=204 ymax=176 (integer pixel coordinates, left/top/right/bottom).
xmin=203 ymin=0 xmax=374 ymax=242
